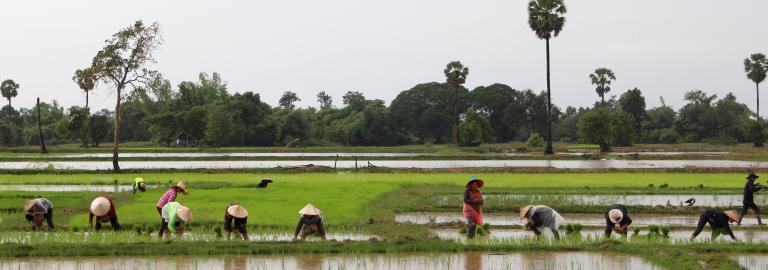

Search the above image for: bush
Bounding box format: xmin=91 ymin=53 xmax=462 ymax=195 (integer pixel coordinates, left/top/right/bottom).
xmin=526 ymin=133 xmax=545 ymax=147
xmin=458 ymin=108 xmax=495 ymax=147
xmin=577 ymin=109 xmax=634 ymax=152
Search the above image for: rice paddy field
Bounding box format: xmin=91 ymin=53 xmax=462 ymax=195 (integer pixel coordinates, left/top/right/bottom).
xmin=1 ymin=164 xmax=767 ymax=268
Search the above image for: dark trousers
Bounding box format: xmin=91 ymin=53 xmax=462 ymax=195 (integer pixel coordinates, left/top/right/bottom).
xmin=157 ymin=207 xmax=164 ymax=237
xmin=740 ymin=201 xmax=763 ymax=224
xmin=466 ymin=217 xmax=477 ymax=238
xmin=25 ymin=208 xmax=54 ymax=230
xmin=95 ymin=215 xmax=122 ymax=231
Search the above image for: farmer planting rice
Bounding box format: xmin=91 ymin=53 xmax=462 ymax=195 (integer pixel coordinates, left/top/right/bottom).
xmin=739 ymin=172 xmax=764 ymax=225
xmin=89 ymin=196 xmax=121 ymax=231
xmin=690 ymin=209 xmax=739 ymax=241
xmin=224 ymin=203 xmax=249 ymax=240
xmin=133 ymin=177 xmax=147 ymax=193
xmin=520 ymin=205 xmax=565 ymax=239
xmin=293 ymin=204 xmax=326 ymax=240
xmin=462 ymin=176 xmax=484 ymax=239
xmin=605 ymin=204 xmax=633 ymax=237
xmin=24 ymin=198 xmax=54 ymax=231
xmin=155 ymin=181 xmax=188 ymax=236
xmin=160 ymin=202 xmax=192 ymax=238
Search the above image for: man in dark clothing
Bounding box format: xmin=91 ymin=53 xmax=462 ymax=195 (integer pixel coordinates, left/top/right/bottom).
xmin=605 ymin=204 xmax=633 ymax=237
xmin=293 ymin=204 xmax=326 ymax=240
xmin=740 ymin=172 xmax=764 ymax=225
xmin=224 ymin=203 xmax=249 ymax=240
xmin=690 ymin=209 xmax=739 ymax=241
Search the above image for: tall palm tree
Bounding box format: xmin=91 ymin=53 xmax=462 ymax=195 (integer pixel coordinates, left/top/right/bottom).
xmin=528 ymin=0 xmax=566 ymax=155
xmin=589 ymin=68 xmax=616 ymax=107
xmin=745 ymin=53 xmax=768 ymax=147
xmin=0 ymin=79 xmax=19 ymax=109
xmin=73 ymin=68 xmax=96 ymax=108
xmin=444 ymin=61 xmax=469 ymax=144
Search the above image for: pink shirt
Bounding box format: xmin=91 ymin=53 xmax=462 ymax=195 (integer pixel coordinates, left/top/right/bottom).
xmin=156 ymin=189 xmax=177 ymax=208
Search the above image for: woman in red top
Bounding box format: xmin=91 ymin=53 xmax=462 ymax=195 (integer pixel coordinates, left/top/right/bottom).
xmin=463 ymin=176 xmax=484 ymax=238
xmin=89 ymin=196 xmax=121 ymax=231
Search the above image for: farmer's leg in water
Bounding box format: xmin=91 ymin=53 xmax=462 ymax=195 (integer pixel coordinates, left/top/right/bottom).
xmin=466 ymin=217 xmax=477 ymax=238
xmin=751 ymin=203 xmax=763 ymax=225
xmin=236 ymin=218 xmax=248 ymax=240
xmin=110 ymin=215 xmax=122 ymax=231
xmin=550 ymin=227 xmax=560 ymax=239
xmin=44 ymin=208 xmax=54 ymax=229
xmin=690 ymin=212 xmax=710 ymax=240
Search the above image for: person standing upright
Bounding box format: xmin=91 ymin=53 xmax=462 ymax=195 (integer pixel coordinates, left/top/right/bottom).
xmin=740 ymin=172 xmax=763 ymax=225
xmin=463 ymin=176 xmax=484 ymax=239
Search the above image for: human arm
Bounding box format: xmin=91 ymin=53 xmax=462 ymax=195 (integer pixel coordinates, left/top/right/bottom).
xmin=463 ymin=189 xmax=472 ymax=204
xmin=605 ymin=217 xmax=613 ymax=237
xmin=89 ymin=212 xmax=94 ymax=227
xmin=317 ymin=217 xmax=327 ymax=240
xmin=293 ymin=217 xmax=304 ymax=240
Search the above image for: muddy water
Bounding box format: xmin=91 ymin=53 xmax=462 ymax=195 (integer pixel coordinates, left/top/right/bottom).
xmin=32 ymin=152 xmax=428 ymax=158
xmin=735 ymin=255 xmax=768 ymax=270
xmin=442 ymin=194 xmax=768 ymax=207
xmin=433 ymin=228 xmax=768 ymax=243
xmin=0 ymin=252 xmax=660 ymax=270
xmin=1 ymin=159 xmax=766 ymax=170
xmin=395 ymin=212 xmax=767 ymax=226
xmin=0 ymin=232 xmax=373 ymax=244
xmin=0 ymin=184 xmax=135 ymax=192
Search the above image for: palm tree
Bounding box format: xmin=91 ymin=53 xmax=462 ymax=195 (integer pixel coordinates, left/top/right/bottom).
xmin=0 ymin=79 xmax=19 ymax=109
xmin=528 ymin=0 xmax=566 ymax=155
xmin=589 ymin=68 xmax=616 ymax=107
xmin=73 ymin=68 xmax=96 ymax=108
xmin=444 ymin=61 xmax=469 ymax=144
xmin=745 ymin=53 xmax=768 ymax=147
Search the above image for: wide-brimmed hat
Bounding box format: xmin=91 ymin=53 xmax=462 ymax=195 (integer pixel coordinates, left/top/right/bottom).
xmin=465 ymin=176 xmax=484 ymax=188
xmin=520 ymin=205 xmax=534 ymax=220
xmin=227 ymin=204 xmax=249 ymax=218
xmin=608 ymin=209 xmax=624 ymax=224
xmin=747 ymin=172 xmax=759 ymax=180
xmin=299 ymin=204 xmax=321 ymax=216
xmin=174 ymin=181 xmax=188 ymax=194
xmin=177 ymin=206 xmax=193 ymax=222
xmin=24 ymin=200 xmax=36 ymax=212
xmin=135 ymin=177 xmax=144 ymax=182
xmin=90 ymin=197 xmax=111 ymax=216
xmin=261 ymin=177 xmax=273 ymax=182
xmin=724 ymin=210 xmax=740 ymax=222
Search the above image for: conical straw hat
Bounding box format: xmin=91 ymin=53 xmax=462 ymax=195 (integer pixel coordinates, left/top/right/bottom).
xmin=227 ymin=205 xmax=249 ymax=218
xmin=24 ymin=200 xmax=35 ymax=212
xmin=520 ymin=205 xmax=534 ymax=220
xmin=90 ymin=197 xmax=111 ymax=216
xmin=608 ymin=209 xmax=624 ymax=224
xmin=299 ymin=204 xmax=321 ymax=216
xmin=724 ymin=210 xmax=739 ymax=222
xmin=175 ymin=181 xmax=188 ymax=193
xmin=177 ymin=206 xmax=193 ymax=222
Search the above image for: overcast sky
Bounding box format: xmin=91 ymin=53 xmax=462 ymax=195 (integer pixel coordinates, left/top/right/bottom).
xmin=0 ymin=0 xmax=766 ymax=114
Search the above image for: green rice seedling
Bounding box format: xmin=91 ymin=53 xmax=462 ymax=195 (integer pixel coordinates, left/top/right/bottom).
xmin=661 ymin=227 xmax=670 ymax=238
xmin=660 ymin=183 xmax=669 ymax=188
xmin=647 ymin=225 xmax=660 ymax=238
xmin=214 ymin=226 xmax=223 ymax=238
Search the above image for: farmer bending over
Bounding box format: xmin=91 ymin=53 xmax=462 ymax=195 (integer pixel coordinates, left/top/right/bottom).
xmin=605 ymin=204 xmax=633 ymax=237
xmin=156 ymin=181 xmax=188 ymax=237
xmin=224 ymin=203 xmax=249 ymax=240
xmin=740 ymin=172 xmax=764 ymax=225
xmin=463 ymin=176 xmax=484 ymax=239
xmin=690 ymin=209 xmax=739 ymax=241
xmin=521 ymin=205 xmax=565 ymax=239
xmin=160 ymin=202 xmax=192 ymax=238
xmin=24 ymin=198 xmax=54 ymax=231
xmin=293 ymin=204 xmax=326 ymax=240
xmin=89 ymin=196 xmax=121 ymax=231
xmin=133 ymin=177 xmax=147 ymax=194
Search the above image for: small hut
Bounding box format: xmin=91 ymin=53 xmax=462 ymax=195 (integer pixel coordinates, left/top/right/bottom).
xmin=175 ymin=132 xmax=196 ymax=147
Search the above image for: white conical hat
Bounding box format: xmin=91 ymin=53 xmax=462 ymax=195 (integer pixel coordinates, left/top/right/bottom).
xmin=90 ymin=197 xmax=111 ymax=216
xmin=299 ymin=204 xmax=321 ymax=215
xmin=608 ymin=209 xmax=624 ymax=224
xmin=227 ymin=204 xmax=248 ymax=218
xmin=177 ymin=206 xmax=193 ymax=222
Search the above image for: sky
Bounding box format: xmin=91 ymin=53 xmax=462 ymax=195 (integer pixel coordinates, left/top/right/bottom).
xmin=0 ymin=0 xmax=766 ymax=114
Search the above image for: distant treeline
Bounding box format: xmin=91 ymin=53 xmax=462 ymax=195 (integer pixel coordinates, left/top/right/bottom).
xmin=0 ymin=72 xmax=762 ymax=149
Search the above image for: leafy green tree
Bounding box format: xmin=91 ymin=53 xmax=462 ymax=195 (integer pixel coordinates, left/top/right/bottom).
xmin=342 ymin=91 xmax=367 ymax=111
xmin=56 ymin=106 xmax=90 ymax=147
xmin=458 ymin=107 xmax=495 ymax=147
xmin=675 ymin=91 xmax=751 ymax=144
xmin=229 ymin=92 xmax=274 ymax=146
xmin=471 ymin=83 xmax=522 ymax=142
xmin=204 ymin=106 xmax=236 ymax=146
xmin=89 ymin=110 xmax=113 ymax=147
xmin=317 ymin=91 xmax=333 ymax=109
xmin=76 ymin=20 xmax=162 ymax=172
xmin=744 ymin=53 xmax=768 ymax=146
xmin=73 ymin=68 xmax=96 ymax=108
xmin=528 ymin=0 xmax=566 ymax=154
xmin=0 ymin=119 xmax=20 ymax=146
xmin=589 ymin=68 xmax=616 ymax=106
xmin=619 ymin=88 xmax=646 ymax=136
xmin=279 ymin=91 xmax=300 ymax=109
xmin=640 ymin=98 xmax=677 ymax=143
xmin=391 ymin=82 xmax=468 ymax=143
xmin=143 ymin=111 xmax=180 ymax=147
xmin=444 ymin=61 xmax=469 ymax=144
xmin=1 ymin=79 xmax=19 ymax=109
xmin=578 ymin=109 xmax=634 ymax=151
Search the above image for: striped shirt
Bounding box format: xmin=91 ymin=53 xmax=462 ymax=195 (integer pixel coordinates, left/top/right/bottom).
xmin=156 ymin=189 xmax=177 ymax=208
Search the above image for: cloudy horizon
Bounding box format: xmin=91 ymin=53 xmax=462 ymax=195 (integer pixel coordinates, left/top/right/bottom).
xmin=0 ymin=0 xmax=765 ymax=114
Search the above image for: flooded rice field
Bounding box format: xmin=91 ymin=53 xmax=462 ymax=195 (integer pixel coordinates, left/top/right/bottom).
xmin=0 ymin=252 xmax=660 ymax=270
xmin=0 ymin=232 xmax=373 ymax=244
xmin=396 ymin=212 xmax=767 ymax=227
xmin=432 ymin=228 xmax=768 ymax=243
xmin=24 ymin=152 xmax=428 ymax=158
xmin=0 ymin=184 xmax=135 ymax=192
xmin=0 ymin=159 xmax=766 ymax=170
xmin=437 ymin=194 xmax=768 ymax=208
xmin=735 ymin=255 xmax=768 ymax=270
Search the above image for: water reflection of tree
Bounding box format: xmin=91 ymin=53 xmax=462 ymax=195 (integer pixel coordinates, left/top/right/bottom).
xmin=297 ymin=254 xmax=323 ymax=270
xmin=464 ymin=253 xmax=483 ymax=270
xmin=224 ymin=255 xmax=247 ymax=270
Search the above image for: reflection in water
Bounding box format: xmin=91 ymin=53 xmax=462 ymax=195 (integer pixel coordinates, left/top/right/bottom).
xmin=432 ymin=228 xmax=766 ymax=243
xmin=736 ymin=255 xmax=768 ymax=270
xmin=464 ymin=252 xmax=482 ymax=270
xmin=297 ymin=254 xmax=323 ymax=270
xmin=397 ymin=212 xmax=766 ymax=226
xmin=224 ymin=256 xmax=247 ymax=270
